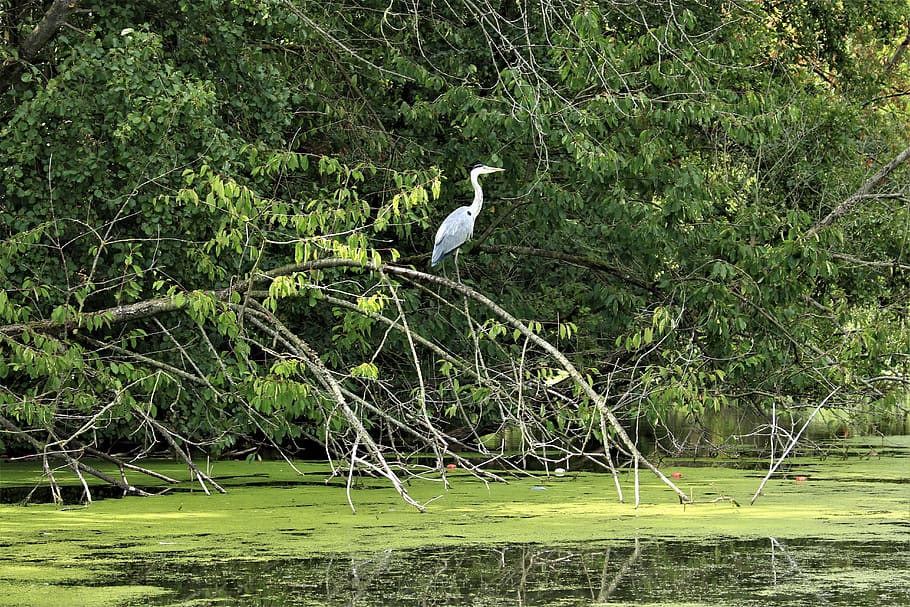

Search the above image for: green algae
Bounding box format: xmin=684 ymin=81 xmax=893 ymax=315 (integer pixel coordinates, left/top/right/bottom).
xmin=0 ymin=580 xmax=168 ymax=607
xmin=0 ymin=437 xmax=907 ymax=606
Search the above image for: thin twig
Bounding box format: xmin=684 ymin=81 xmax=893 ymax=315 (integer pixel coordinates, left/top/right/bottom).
xmin=750 ymin=387 xmax=840 ymax=505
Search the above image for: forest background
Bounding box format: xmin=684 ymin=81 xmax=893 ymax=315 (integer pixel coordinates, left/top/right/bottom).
xmin=1 ymin=0 xmax=908 ymax=502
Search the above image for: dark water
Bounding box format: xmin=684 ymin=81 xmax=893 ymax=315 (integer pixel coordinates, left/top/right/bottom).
xmin=111 ymin=538 xmax=906 ymax=606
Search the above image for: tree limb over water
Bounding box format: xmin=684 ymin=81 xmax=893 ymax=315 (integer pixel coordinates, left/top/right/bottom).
xmin=0 ymin=257 xmax=692 ymax=506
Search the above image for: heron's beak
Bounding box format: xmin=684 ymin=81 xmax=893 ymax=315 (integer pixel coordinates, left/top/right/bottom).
xmin=490 ymin=166 xmax=505 ymax=173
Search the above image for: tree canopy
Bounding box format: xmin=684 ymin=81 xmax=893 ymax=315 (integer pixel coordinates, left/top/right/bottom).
xmin=2 ymin=0 xmax=909 ymax=506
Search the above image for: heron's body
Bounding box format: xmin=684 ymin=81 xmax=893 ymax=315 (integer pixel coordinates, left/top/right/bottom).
xmin=431 ymin=164 xmax=504 ymax=267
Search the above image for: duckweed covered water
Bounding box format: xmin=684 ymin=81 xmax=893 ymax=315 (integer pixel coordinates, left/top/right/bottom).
xmin=1 ymin=436 xmax=907 ymax=606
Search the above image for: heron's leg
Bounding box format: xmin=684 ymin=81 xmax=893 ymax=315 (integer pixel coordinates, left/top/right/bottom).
xmin=454 ymin=249 xmax=461 ymax=283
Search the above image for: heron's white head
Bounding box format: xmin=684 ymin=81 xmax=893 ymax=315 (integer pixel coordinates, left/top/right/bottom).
xmin=471 ymin=163 xmax=505 ymax=177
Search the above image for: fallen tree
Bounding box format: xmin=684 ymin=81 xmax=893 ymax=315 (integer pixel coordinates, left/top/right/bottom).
xmin=0 ymin=253 xmax=692 ymax=509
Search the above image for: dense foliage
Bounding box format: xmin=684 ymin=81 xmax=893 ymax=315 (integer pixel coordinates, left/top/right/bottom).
xmin=1 ymin=0 xmax=908 ymax=502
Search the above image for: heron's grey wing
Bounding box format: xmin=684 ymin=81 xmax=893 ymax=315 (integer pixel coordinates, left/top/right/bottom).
xmin=431 ymin=206 xmax=475 ymax=266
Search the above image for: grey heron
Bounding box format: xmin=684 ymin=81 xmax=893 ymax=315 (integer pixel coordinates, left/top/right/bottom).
xmin=430 ymin=163 xmax=505 ymax=267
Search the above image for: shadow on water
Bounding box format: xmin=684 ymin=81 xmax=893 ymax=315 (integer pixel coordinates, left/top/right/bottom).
xmin=109 ymin=538 xmax=907 ymax=606
xmin=0 ymin=478 xmax=363 ymax=506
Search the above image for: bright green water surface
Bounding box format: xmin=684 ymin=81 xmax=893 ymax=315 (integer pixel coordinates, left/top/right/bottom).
xmin=0 ymin=436 xmax=907 ymax=606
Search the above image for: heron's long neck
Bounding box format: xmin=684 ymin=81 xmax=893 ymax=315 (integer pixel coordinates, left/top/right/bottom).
xmin=469 ymin=173 xmax=483 ymax=214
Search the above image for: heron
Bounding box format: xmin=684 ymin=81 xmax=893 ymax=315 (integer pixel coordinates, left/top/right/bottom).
xmin=431 ymin=163 xmax=505 ymax=267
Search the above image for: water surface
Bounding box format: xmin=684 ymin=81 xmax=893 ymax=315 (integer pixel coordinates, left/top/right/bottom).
xmin=1 ymin=436 xmax=907 ymax=606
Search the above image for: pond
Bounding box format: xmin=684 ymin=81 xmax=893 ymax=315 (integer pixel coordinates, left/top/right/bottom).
xmin=1 ymin=436 xmax=907 ymax=606
xmin=100 ymin=538 xmax=906 ymax=606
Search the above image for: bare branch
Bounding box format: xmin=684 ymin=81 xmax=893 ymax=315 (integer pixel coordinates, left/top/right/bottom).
xmin=805 ymin=145 xmax=910 ymax=238
xmin=750 ymin=387 xmax=840 ymax=505
xmin=0 ymin=414 xmax=155 ymax=498
xmin=136 ymin=411 xmax=226 ymax=495
xmin=238 ymin=302 xmax=427 ymax=511
xmin=18 ymin=0 xmax=79 ymax=62
xmin=831 ymin=252 xmax=910 ymax=272
xmin=0 ymin=295 xmax=183 ymax=339
xmin=885 ymin=22 xmax=910 ymax=74
xmin=377 ymin=263 xmax=692 ymax=503
xmin=0 ymin=0 xmax=79 ymax=87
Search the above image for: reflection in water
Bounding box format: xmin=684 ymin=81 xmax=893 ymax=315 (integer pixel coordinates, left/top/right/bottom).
xmin=769 ymin=537 xmax=800 ymax=584
xmin=128 ymin=538 xmax=907 ymax=606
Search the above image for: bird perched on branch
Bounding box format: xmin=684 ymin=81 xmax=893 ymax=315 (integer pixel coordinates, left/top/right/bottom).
xmin=431 ymin=163 xmax=505 ymax=267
